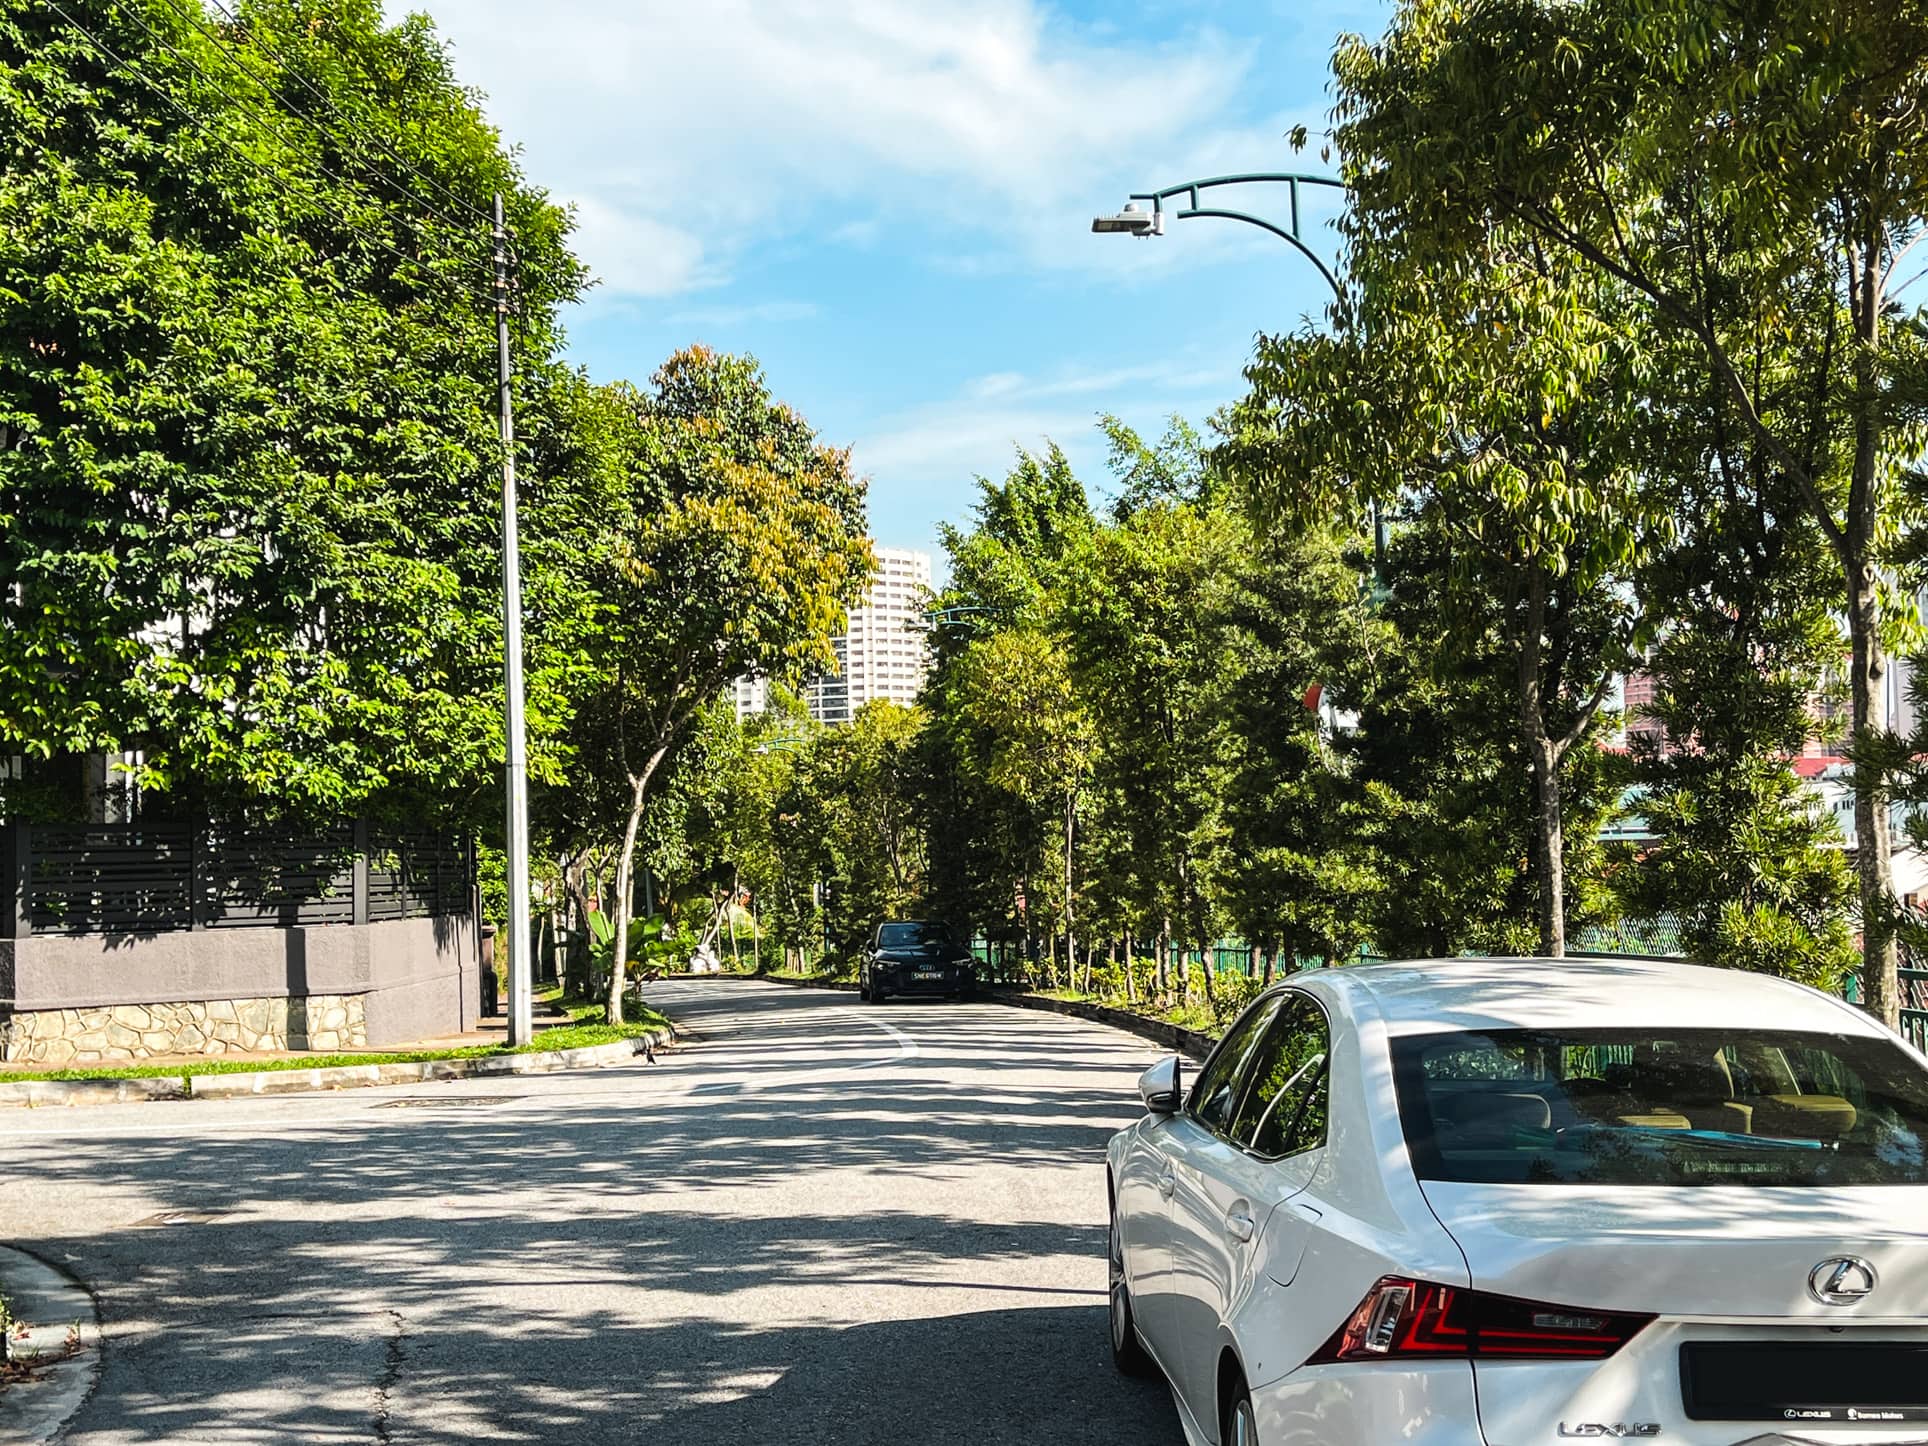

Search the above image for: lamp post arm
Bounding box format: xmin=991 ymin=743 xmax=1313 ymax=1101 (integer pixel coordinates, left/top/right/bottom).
xmin=1127 ymin=172 xmax=1344 ymax=300
xmin=1170 ymin=206 xmax=1342 ymax=297
xmin=1110 ymin=170 xmax=1381 ymax=565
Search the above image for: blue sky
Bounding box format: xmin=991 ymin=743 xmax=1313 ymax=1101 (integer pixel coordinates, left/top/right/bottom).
xmin=409 ymin=0 xmax=1390 ymax=560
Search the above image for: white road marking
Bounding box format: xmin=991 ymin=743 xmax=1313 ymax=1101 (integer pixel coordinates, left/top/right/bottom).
xmin=847 ymin=1012 xmax=920 ymax=1068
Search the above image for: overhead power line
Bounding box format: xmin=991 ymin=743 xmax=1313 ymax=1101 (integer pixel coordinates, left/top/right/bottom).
xmin=38 ymin=0 xmax=499 ymax=306
xmin=198 ymin=0 xmax=497 ymax=229
xmin=91 ymin=0 xmax=497 ymax=284
xmin=151 ymin=0 xmax=496 ymax=246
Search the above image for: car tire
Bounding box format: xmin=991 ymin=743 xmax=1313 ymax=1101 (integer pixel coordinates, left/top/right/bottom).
xmin=1108 ymin=1198 xmax=1156 ymax=1378
xmin=1224 ymin=1389 xmax=1257 ymax=1446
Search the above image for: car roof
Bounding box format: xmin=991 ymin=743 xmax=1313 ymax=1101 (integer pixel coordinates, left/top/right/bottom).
xmin=1300 ymin=956 xmax=1881 ymax=1038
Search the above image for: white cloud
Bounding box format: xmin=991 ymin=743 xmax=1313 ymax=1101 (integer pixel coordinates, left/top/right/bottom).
xmin=411 ymin=0 xmax=1291 ymax=297
xmin=664 ymin=300 xmax=822 ymax=327
xmin=852 ymin=356 xmax=1235 ymax=482
xmin=566 ymin=196 xmax=716 ymax=298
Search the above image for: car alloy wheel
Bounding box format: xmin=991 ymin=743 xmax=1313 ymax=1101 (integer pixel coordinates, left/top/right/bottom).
xmin=1108 ymin=1200 xmax=1155 ymax=1377
xmin=1226 ymin=1393 xmax=1256 ymax=1446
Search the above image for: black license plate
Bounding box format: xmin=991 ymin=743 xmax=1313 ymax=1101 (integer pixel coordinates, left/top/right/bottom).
xmin=1682 ymin=1342 xmax=1928 ymax=1422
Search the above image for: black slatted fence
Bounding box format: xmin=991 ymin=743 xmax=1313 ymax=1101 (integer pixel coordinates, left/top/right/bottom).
xmin=2 ymin=821 xmax=473 ymax=938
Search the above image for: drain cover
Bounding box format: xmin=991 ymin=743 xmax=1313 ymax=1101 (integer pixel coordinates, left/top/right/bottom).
xmin=372 ymin=1095 xmax=517 ymax=1109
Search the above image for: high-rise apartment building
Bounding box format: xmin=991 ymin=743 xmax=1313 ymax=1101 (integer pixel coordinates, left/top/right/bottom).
xmin=732 ymin=546 xmax=933 ymax=725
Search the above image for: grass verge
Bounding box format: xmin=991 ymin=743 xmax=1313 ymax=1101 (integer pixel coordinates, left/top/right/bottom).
xmin=1028 ymin=986 xmax=1224 ymax=1036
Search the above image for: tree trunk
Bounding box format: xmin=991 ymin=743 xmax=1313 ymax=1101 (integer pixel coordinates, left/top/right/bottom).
xmin=606 ymin=743 xmax=672 ymax=1026
xmin=607 ymin=770 xmax=649 ymax=1026
xmin=1165 ymin=918 xmax=1184 ymax=1005
xmin=1062 ymin=790 xmax=1077 ymax=999
xmin=561 ymin=854 xmax=593 ymax=999
xmin=1517 ymin=570 xmax=1566 ymax=958
xmin=1123 ymin=928 xmax=1138 ymax=1004
xmin=1848 ymin=557 xmax=1901 ymax=1026
xmin=1259 ymin=945 xmax=1275 ymax=987
xmin=750 ymin=891 xmax=762 ymax=973
xmin=1844 ymin=235 xmax=1900 ymax=1028
xmin=1530 ymin=738 xmax=1565 ymax=958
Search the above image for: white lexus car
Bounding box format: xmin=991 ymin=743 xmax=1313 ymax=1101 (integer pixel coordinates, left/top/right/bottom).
xmin=1106 ymin=957 xmax=1928 ymax=1446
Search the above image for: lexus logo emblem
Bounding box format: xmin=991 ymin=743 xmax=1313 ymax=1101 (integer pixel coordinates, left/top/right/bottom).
xmin=1808 ymin=1256 xmax=1878 ymax=1306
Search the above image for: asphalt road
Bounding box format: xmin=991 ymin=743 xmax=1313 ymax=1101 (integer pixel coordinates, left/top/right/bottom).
xmin=0 ymin=979 xmax=1183 ymax=1443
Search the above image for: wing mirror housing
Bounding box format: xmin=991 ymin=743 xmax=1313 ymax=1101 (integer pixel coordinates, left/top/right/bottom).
xmin=1138 ymin=1055 xmax=1182 ymax=1115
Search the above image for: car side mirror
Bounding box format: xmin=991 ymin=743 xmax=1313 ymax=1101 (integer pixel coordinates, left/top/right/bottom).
xmin=1138 ymin=1056 xmax=1181 ymax=1115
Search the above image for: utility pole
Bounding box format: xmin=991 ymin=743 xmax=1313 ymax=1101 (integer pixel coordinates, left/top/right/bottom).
xmin=494 ymin=192 xmax=533 ymax=1046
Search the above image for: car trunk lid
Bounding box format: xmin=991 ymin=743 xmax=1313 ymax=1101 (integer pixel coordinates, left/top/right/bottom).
xmin=1422 ymin=1183 xmax=1928 ymax=1318
xmin=1426 ymin=1184 xmax=1928 ymax=1446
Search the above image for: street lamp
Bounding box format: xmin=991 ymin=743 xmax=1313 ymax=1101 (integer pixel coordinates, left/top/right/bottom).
xmin=750 ymin=736 xmax=810 ymax=755
xmin=921 ymin=604 xmax=1009 ymax=629
xmin=1090 ymin=171 xmax=1343 ymax=295
xmin=1091 ymin=169 xmax=1386 ymax=568
xmin=1090 ymin=202 xmax=1164 ymax=237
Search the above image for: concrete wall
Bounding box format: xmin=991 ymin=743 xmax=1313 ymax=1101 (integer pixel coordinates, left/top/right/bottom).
xmin=0 ymin=914 xmax=478 ymax=1051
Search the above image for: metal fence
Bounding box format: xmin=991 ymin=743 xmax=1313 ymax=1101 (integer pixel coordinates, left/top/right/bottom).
xmin=2 ymin=822 xmax=474 ymax=938
xmin=967 ymin=936 xmax=1364 ymax=983
xmin=970 ymin=917 xmax=1928 ymax=1048
xmin=1900 ymin=968 xmax=1928 ymax=1053
xmin=1571 ymin=915 xmax=1689 ymax=958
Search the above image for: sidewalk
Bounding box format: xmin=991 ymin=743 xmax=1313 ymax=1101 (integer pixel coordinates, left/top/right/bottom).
xmin=0 ymin=993 xmax=677 ymax=1108
xmin=0 ymin=1247 xmax=99 ymax=1445
xmin=0 ymin=997 xmax=576 ymax=1078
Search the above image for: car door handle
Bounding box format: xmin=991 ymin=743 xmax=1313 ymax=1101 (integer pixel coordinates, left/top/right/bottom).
xmin=1157 ymin=1166 xmax=1176 ymax=1200
xmin=1225 ymin=1209 xmax=1255 ymax=1243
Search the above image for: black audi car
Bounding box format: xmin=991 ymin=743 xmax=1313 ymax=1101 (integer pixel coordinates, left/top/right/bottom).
xmin=859 ymin=920 xmax=976 ymax=1003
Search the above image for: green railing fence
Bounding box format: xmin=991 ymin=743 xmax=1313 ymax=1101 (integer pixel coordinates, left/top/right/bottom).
xmin=970 ymin=920 xmax=1928 ymax=1050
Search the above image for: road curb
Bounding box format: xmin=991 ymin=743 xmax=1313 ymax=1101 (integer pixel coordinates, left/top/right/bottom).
xmin=0 ymin=1244 xmax=101 ymax=1445
xmin=735 ymin=971 xmax=1215 ymax=1060
xmin=0 ymin=1029 xmax=674 ymax=1110
xmin=987 ymin=991 xmax=1217 ymax=1061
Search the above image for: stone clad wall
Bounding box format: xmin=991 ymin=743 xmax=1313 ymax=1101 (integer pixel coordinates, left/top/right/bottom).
xmin=4 ymin=994 xmax=368 ymax=1066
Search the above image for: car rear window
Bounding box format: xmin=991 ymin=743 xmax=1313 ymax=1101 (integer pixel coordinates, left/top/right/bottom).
xmin=1391 ymin=1027 xmax=1928 ymax=1186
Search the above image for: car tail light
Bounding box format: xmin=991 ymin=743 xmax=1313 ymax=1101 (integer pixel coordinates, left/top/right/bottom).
xmin=1309 ymin=1277 xmax=1654 ymax=1363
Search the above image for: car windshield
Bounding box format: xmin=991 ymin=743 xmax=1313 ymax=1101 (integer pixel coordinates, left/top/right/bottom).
xmin=878 ymin=923 xmax=952 ymax=948
xmin=1391 ymin=1027 xmax=1928 ymax=1187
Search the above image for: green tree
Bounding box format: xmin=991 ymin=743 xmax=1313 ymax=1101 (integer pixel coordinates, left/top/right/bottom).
xmin=590 ymin=349 xmax=871 ymax=1023
xmin=1225 ymin=200 xmax=1654 ymax=957
xmin=1323 ymin=0 xmax=1928 ymax=1016
xmin=0 ymin=0 xmax=590 ymax=823
xmin=1616 ymin=342 xmax=1855 ymax=987
xmin=809 ymin=701 xmax=928 ymax=959
xmin=1216 ymin=523 xmax=1385 ymax=970
xmin=1061 ymin=501 xmax=1245 ymax=1000
xmin=951 ymin=629 xmax=1095 ymax=981
xmin=1341 ymin=514 xmax=1621 ymax=957
xmin=919 ymin=447 xmax=1095 ymax=952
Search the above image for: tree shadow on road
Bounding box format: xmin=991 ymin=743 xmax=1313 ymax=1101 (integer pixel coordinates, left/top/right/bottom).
xmin=2 ymin=990 xmax=1186 ymax=1443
